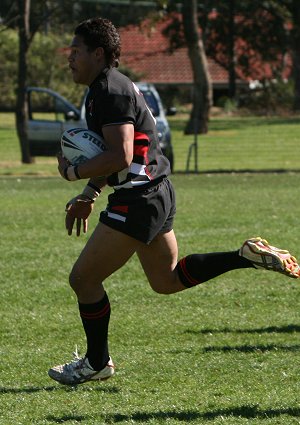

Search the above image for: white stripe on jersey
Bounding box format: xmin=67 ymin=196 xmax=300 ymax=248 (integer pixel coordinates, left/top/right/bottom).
xmin=107 ymin=212 xmax=126 ymax=222
xmin=114 ymin=162 xmax=151 ymax=190
xmin=130 ymin=162 xmax=147 ymax=175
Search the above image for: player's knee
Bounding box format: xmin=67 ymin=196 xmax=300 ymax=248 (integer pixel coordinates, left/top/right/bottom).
xmin=69 ymin=266 xmax=82 ymax=294
xmin=149 ymin=281 xmax=172 ymax=295
xmin=147 ymin=272 xmax=181 ymax=295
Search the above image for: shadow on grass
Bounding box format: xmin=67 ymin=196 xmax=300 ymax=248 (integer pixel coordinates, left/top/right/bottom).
xmin=203 ymin=343 xmax=300 ymax=353
xmin=186 ymin=324 xmax=300 ymax=335
xmin=105 ymin=405 xmax=300 ymax=422
xmin=184 ymin=326 xmax=300 ymax=354
xmin=0 ymin=385 xmax=120 ymax=394
xmin=46 ymin=415 xmax=87 ymax=423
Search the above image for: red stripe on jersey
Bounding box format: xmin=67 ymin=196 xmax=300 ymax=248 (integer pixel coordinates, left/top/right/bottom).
xmin=134 ymin=145 xmax=149 ymax=158
xmin=134 ymin=131 xmax=150 ymax=141
xmin=111 ymin=205 xmax=129 ymax=214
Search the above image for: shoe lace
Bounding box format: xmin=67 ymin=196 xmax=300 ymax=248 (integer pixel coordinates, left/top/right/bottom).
xmin=73 ymin=344 xmax=81 ymax=360
xmin=64 ymin=346 xmax=85 ymax=372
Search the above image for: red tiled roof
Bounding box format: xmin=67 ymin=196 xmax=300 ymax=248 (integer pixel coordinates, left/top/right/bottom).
xmin=118 ymin=19 xmax=230 ymax=85
xmin=118 ymin=15 xmax=291 ymax=85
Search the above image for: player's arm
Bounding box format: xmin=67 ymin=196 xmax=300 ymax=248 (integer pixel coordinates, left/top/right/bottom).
xmin=75 ymin=123 xmax=134 ymax=179
xmin=58 ymin=124 xmax=134 ymax=236
xmin=82 ymin=176 xmax=107 ymax=201
xmin=57 ymin=123 xmax=133 ymax=180
xmin=63 ymin=176 xmax=107 ymax=237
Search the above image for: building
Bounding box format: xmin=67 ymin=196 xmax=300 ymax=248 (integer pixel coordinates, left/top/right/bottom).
xmin=118 ymin=17 xmax=246 ymax=102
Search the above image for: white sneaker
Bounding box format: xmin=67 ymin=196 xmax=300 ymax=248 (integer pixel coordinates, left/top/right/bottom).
xmin=239 ymin=237 xmax=300 ymax=278
xmin=48 ymin=351 xmax=115 ymax=385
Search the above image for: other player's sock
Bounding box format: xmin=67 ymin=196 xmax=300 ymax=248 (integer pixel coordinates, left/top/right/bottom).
xmin=176 ymin=250 xmax=254 ymax=288
xmin=78 ymin=292 xmax=111 ymax=371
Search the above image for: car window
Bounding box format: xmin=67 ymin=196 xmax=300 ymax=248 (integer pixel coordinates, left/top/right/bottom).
xmin=140 ymin=89 xmax=159 ymax=117
xmin=28 ymin=91 xmax=69 ymax=122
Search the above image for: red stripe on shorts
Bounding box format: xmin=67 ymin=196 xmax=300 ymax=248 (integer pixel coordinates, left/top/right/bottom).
xmin=111 ymin=205 xmax=129 ymax=214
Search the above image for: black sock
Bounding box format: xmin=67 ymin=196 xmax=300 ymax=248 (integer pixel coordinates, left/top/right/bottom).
xmin=78 ymin=292 xmax=110 ymax=371
xmin=176 ymin=250 xmax=254 ymax=288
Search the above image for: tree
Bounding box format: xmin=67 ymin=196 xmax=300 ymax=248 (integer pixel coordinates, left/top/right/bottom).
xmin=15 ymin=0 xmax=32 ymax=163
xmin=203 ymin=1 xmax=287 ymax=93
xmin=287 ymin=0 xmax=300 ymax=109
xmin=228 ymin=0 xmax=237 ymax=99
xmin=162 ymin=0 xmax=212 ymax=134
xmin=238 ymin=0 xmax=300 ymax=110
xmin=163 ymin=0 xmax=300 ymax=112
xmin=202 ymin=0 xmax=300 ymax=110
xmin=3 ymin=0 xmax=74 ymax=163
xmin=182 ymin=0 xmax=212 ymax=134
xmin=1 ymin=0 xmax=170 ymax=163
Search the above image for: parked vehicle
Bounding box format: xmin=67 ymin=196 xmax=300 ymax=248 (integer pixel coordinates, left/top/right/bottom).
xmin=27 ymin=83 xmax=174 ymax=171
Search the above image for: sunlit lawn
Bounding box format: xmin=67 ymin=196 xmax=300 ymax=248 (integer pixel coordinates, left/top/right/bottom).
xmin=1 ymin=173 xmax=300 ymax=424
xmin=1 ymin=112 xmax=300 ymax=175
xmin=1 ymin=112 xmax=300 ymax=424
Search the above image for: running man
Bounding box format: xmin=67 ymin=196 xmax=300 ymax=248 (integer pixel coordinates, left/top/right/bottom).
xmin=48 ymin=17 xmax=300 ymax=385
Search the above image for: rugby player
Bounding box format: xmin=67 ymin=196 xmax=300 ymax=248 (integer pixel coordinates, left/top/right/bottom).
xmin=48 ymin=17 xmax=300 ymax=385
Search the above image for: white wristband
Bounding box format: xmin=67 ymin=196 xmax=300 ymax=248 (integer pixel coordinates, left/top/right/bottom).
xmin=82 ymin=182 xmax=101 ymax=201
xmin=64 ymin=166 xmax=81 ymax=181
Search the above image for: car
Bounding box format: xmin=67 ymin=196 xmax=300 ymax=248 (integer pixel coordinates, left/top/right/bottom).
xmin=27 ymin=82 xmax=174 ymax=171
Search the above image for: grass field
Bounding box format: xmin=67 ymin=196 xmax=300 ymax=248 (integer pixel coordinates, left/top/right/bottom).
xmin=1 ymin=114 xmax=300 ymax=424
xmin=1 ymin=112 xmax=300 ymax=174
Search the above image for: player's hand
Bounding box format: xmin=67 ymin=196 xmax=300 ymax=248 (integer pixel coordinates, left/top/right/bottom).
xmin=65 ymin=195 xmax=94 ymax=236
xmin=57 ymin=152 xmax=70 ymax=179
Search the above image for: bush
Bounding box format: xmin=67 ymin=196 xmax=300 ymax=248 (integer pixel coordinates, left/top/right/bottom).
xmin=216 ymin=96 xmax=238 ymax=113
xmin=0 ymin=27 xmax=81 ymax=111
xmin=0 ymin=27 xmax=151 ymax=111
xmin=239 ymin=79 xmax=294 ymax=114
xmin=28 ymin=32 xmax=81 ymax=107
xmin=0 ymin=28 xmax=19 ymax=111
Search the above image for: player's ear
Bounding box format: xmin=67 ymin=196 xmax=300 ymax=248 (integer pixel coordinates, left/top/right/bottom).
xmin=94 ymin=46 xmax=105 ymax=61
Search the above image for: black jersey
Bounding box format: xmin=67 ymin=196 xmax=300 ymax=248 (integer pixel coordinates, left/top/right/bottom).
xmin=85 ymin=67 xmax=170 ymax=190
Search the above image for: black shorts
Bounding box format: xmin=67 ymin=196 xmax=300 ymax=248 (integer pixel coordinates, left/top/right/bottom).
xmin=99 ymin=178 xmax=176 ymax=244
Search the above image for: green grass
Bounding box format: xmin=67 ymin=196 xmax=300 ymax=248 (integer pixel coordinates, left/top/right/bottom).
xmin=169 ymin=114 xmax=300 ymax=172
xmin=1 ymin=114 xmax=300 ymax=424
xmin=1 ymin=112 xmax=300 ymax=174
xmin=1 ymin=174 xmax=300 ymax=424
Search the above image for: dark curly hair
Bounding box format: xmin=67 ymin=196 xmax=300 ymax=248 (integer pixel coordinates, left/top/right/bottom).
xmin=75 ymin=18 xmax=121 ymax=67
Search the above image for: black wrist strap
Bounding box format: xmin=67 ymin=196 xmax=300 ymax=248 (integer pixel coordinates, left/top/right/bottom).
xmin=74 ymin=165 xmax=81 ymax=180
xmin=63 ymin=166 xmax=70 ymax=181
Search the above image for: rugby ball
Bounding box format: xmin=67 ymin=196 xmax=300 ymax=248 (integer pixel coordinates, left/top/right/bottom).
xmin=61 ymin=128 xmax=106 ymax=165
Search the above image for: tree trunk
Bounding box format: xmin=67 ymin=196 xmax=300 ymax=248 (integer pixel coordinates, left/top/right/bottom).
xmin=228 ymin=0 xmax=236 ymax=99
xmin=292 ymin=0 xmax=300 ymax=110
xmin=182 ymin=0 xmax=212 ymax=134
xmin=16 ymin=0 xmax=34 ymax=164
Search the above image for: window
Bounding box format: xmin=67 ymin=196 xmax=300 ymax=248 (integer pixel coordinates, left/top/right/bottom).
xmin=140 ymin=90 xmax=159 ymax=117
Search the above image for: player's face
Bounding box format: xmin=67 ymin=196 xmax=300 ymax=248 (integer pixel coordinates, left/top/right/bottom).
xmin=68 ymin=35 xmax=101 ymax=86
